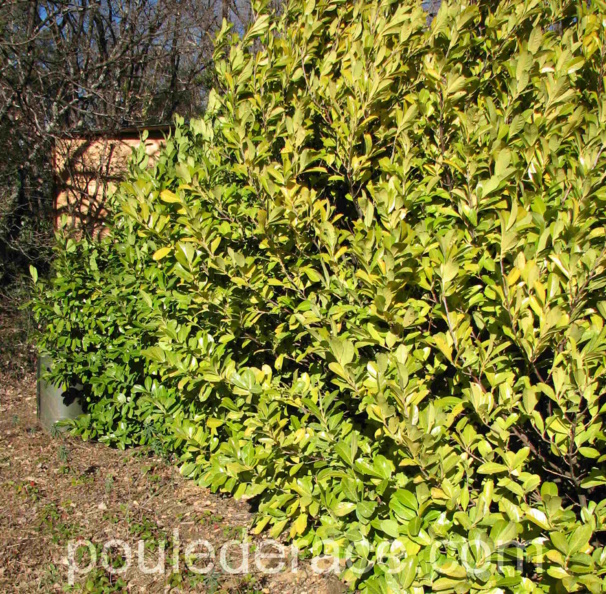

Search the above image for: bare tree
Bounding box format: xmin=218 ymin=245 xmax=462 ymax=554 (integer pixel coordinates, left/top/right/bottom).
xmin=0 ymin=0 xmax=257 ymax=286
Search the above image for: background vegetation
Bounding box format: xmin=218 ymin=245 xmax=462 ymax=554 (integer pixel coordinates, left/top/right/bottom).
xmin=32 ymin=0 xmax=606 ymax=591
xmin=0 ymin=0 xmax=268 ymax=374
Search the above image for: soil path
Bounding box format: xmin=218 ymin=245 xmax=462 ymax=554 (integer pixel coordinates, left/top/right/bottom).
xmin=0 ymin=373 xmax=345 ymax=594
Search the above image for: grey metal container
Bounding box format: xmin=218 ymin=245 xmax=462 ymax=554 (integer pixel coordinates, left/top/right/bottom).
xmin=37 ymin=355 xmax=85 ymax=432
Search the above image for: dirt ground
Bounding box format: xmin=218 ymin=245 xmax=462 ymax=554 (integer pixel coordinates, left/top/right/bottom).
xmin=0 ymin=371 xmax=347 ymax=594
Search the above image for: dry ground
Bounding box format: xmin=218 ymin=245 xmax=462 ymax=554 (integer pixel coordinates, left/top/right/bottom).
xmin=0 ymin=371 xmax=346 ymax=594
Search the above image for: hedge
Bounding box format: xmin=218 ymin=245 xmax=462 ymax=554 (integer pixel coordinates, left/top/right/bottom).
xmin=33 ymin=0 xmax=606 ymax=591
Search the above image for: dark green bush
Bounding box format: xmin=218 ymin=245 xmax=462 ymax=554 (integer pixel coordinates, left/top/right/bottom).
xmin=33 ymin=0 xmax=606 ymax=591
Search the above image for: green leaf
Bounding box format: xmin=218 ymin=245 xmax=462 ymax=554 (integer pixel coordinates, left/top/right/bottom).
xmin=333 ymin=501 xmax=356 ymax=517
xmin=160 ymin=189 xmax=181 ymax=203
xmin=528 ymin=27 xmax=543 ymax=54
xmin=477 ymin=462 xmax=508 ymax=475
xmin=526 ymin=508 xmax=551 ymax=530
xmin=437 ymin=560 xmax=467 ymax=579
xmin=152 ymin=247 xmax=172 ymax=261
xmin=491 ymin=520 xmax=517 ymax=548
xmin=330 ymin=337 xmax=355 ymax=366
xmin=568 ymin=525 xmax=592 ymax=555
xmin=143 ymin=346 xmax=166 ymax=363
xmin=379 ymin=519 xmax=400 ymax=538
xmin=356 ymin=500 xmax=376 ymax=522
xmin=400 ymin=556 xmax=418 ymax=589
xmin=335 ymin=441 xmax=353 ymax=466
xmin=292 ymin=513 xmax=308 ymax=535
xmin=244 ymin=14 xmax=270 ymax=40
xmin=177 ymin=242 xmax=196 ymax=264
xmin=373 ymin=455 xmax=393 ymax=480
xmin=550 ymin=532 xmax=569 ymax=556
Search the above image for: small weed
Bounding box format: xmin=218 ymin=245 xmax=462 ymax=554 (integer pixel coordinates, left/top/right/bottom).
xmin=37 ymin=503 xmax=80 ymax=544
xmin=67 ymin=567 xmax=127 ymax=593
xmin=38 ymin=562 xmax=62 ymax=589
xmin=141 ymin=464 xmax=163 ymax=482
xmin=57 ymin=444 xmax=70 ymax=464
xmin=201 ymin=570 xmax=222 ymax=593
xmin=168 ymin=565 xmax=265 ymax=593
xmin=104 ymin=474 xmax=114 ymax=494
xmin=128 ymin=515 xmax=168 ymax=552
xmin=198 ymin=510 xmax=224 ymax=525
xmin=168 ymin=562 xmax=219 ymax=590
xmin=10 ymin=479 xmax=41 ymax=502
xmin=234 ymin=573 xmax=266 ymax=593
xmin=142 ymin=426 xmax=172 ymax=464
xmin=222 ymin=524 xmax=246 ymax=539
xmin=64 ymin=542 xmax=128 ymax=592
xmin=70 ymin=473 xmax=95 ymax=487
xmin=101 ymin=511 xmax=120 ymax=524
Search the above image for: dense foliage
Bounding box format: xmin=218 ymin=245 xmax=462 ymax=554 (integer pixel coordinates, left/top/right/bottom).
xmin=33 ymin=0 xmax=606 ymax=591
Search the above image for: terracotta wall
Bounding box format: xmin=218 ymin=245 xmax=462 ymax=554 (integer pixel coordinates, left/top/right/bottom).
xmin=53 ymin=135 xmax=163 ymax=238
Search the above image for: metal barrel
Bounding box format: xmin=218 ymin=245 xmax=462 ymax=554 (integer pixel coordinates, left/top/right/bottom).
xmin=37 ymin=355 xmax=85 ymax=432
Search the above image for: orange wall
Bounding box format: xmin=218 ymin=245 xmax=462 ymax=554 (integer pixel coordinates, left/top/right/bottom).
xmin=53 ymin=135 xmax=163 ymax=238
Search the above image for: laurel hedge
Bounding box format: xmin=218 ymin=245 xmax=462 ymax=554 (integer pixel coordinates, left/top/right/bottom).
xmin=32 ymin=0 xmax=606 ymax=591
